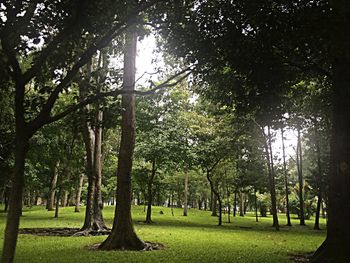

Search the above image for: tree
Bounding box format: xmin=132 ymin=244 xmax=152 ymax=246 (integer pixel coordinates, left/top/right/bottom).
xmin=99 ymin=28 xmax=144 ymax=250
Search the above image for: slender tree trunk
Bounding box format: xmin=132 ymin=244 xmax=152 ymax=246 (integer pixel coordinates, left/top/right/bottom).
xmin=48 ymin=162 xmax=59 ymax=211
xmin=206 ymin=171 xmax=222 ymax=226
xmin=314 ymin=131 xmax=323 ymax=230
xmin=296 ymin=128 xmax=305 ymax=226
xmin=80 ymin=60 xmax=96 ymax=231
xmin=99 ymin=29 xmax=144 ymax=250
xmin=281 ymin=128 xmax=292 ymax=226
xmin=92 ymin=98 xmax=107 ymax=231
xmin=211 ymin=193 xmax=217 ymax=216
xmin=239 ymin=192 xmax=244 ymax=217
xmin=145 ymin=158 xmax=156 ymax=224
xmin=266 ymin=125 xmax=279 ymax=230
xmin=171 ymin=191 xmax=174 ymax=216
xmin=233 ymin=191 xmax=237 ymax=217
xmin=254 ymin=188 xmax=259 ymax=222
xmin=226 ymin=185 xmax=231 ymax=223
xmin=62 ymin=191 xmax=68 ymax=207
xmin=54 ymin=189 xmax=60 ymax=218
xmin=75 ymin=174 xmax=84 ymax=213
xmin=183 ymin=168 xmax=189 ymax=216
xmin=1 ymin=135 xmax=29 ymax=263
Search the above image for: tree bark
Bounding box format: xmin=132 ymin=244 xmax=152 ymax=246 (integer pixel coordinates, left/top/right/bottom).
xmin=254 ymin=189 xmax=259 ymax=223
xmin=311 ymin=6 xmax=350 ymax=259
xmin=206 ymin=171 xmax=222 ymax=226
xmin=314 ymin=130 xmax=323 ymax=230
xmin=92 ymin=96 xmax=107 ymax=230
xmin=296 ymin=128 xmax=306 ymax=225
xmin=266 ymin=125 xmax=279 ymax=230
xmin=183 ymin=168 xmax=189 ymax=216
xmin=281 ymin=128 xmax=292 ymax=226
xmin=47 ymin=162 xmax=59 ymax=211
xmin=75 ymin=174 xmax=84 ymax=213
xmin=145 ymin=158 xmax=156 ymax=224
xmin=54 ymin=189 xmax=60 ymax=218
xmin=99 ymin=29 xmax=144 ymax=250
xmin=233 ymin=191 xmax=237 ymax=217
xmin=239 ymin=191 xmax=244 ymax=217
xmin=1 ymin=135 xmax=29 ymax=263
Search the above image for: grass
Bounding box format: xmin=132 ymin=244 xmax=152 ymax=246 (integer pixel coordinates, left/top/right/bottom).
xmin=0 ymin=205 xmax=326 ymax=263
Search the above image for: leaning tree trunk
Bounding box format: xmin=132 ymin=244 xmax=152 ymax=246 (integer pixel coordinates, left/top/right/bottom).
xmin=281 ymin=128 xmax=292 ymax=226
xmin=183 ymin=168 xmax=189 ymax=216
xmin=99 ymin=29 xmax=144 ymax=250
xmin=145 ymin=158 xmax=156 ymax=224
xmin=1 ymin=134 xmax=29 ymax=263
xmin=311 ymin=6 xmax=350 ymax=260
xmin=296 ymin=128 xmax=306 ymax=226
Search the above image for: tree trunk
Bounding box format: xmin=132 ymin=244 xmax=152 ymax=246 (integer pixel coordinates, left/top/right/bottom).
xmin=281 ymin=128 xmax=292 ymax=226
xmin=1 ymin=135 xmax=29 ymax=263
xmin=48 ymin=162 xmax=59 ymax=211
xmin=206 ymin=171 xmax=222 ymax=226
xmin=62 ymin=191 xmax=68 ymax=207
xmin=239 ymin=192 xmax=244 ymax=217
xmin=92 ymin=97 xmax=107 ymax=231
xmin=145 ymin=158 xmax=156 ymax=224
xmin=54 ymin=189 xmax=60 ymax=218
xmin=75 ymin=174 xmax=84 ymax=213
xmin=254 ymin=189 xmax=259 ymax=223
xmin=226 ymin=185 xmax=231 ymax=223
xmin=183 ymin=168 xmax=189 ymax=216
xmin=233 ymin=191 xmax=237 ymax=217
xmin=296 ymin=128 xmax=306 ymax=226
xmin=266 ymin=124 xmax=279 ymax=230
xmin=3 ymin=186 xmax=10 ymax=213
xmin=211 ymin=192 xmax=217 ymax=216
xmin=311 ymin=11 xmax=350 ymax=259
xmin=314 ymin=131 xmax=323 ymax=230
xmin=99 ymin=29 xmax=144 ymax=250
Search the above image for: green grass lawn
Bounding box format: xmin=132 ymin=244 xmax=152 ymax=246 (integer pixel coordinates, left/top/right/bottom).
xmin=0 ymin=205 xmax=326 ymax=263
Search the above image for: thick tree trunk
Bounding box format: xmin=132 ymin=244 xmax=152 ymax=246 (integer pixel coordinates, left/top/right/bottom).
xmin=48 ymin=162 xmax=59 ymax=211
xmin=183 ymin=168 xmax=189 ymax=216
xmin=311 ymin=7 xmax=350 ymax=260
xmin=145 ymin=158 xmax=156 ymax=224
xmin=281 ymin=128 xmax=292 ymax=226
xmin=296 ymin=128 xmax=305 ymax=225
xmin=1 ymin=136 xmax=29 ymax=263
xmin=75 ymin=174 xmax=84 ymax=213
xmin=99 ymin=29 xmax=144 ymax=250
